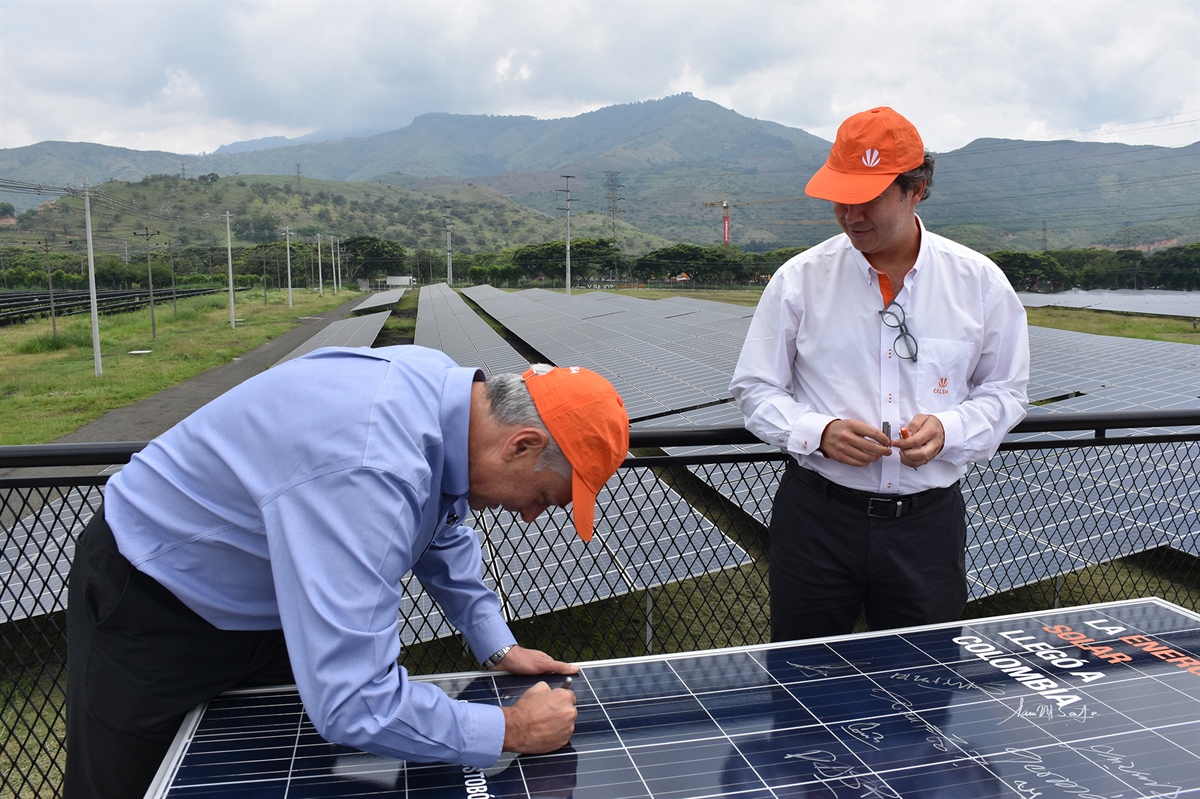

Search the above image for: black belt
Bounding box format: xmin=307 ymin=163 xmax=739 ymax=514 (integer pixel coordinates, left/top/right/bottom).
xmin=788 ymin=461 xmax=958 ymax=519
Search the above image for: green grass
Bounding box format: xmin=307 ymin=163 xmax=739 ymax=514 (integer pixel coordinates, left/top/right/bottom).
xmin=1 ymin=676 xmax=65 ymax=799
xmin=0 ymin=289 xmax=358 ymax=445
xmin=1024 ymin=305 xmax=1200 ymax=346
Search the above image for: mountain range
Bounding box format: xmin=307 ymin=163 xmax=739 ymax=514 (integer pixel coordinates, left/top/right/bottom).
xmin=2 ymin=93 xmax=1196 ymax=253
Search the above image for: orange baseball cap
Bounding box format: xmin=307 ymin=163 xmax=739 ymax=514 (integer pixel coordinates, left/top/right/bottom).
xmin=804 ymin=107 xmax=926 ymax=205
xmin=522 ymin=366 xmax=629 ymax=542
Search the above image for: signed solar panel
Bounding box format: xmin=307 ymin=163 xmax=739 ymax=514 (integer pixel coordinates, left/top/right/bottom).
xmin=147 ymin=597 xmax=1200 ymax=798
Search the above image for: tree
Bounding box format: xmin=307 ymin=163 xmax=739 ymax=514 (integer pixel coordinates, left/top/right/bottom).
xmin=989 ymin=251 xmax=1066 ymax=292
xmin=0 ymin=201 xmax=15 ymax=218
xmin=466 ymin=253 xmax=522 ymax=286
xmin=1143 ymin=243 xmax=1200 ymax=290
xmin=342 ymin=235 xmax=408 ymax=283
xmin=636 ymin=243 xmax=741 ymax=284
xmin=510 ymin=241 xmax=568 ymax=282
xmin=563 ymin=238 xmax=625 ymax=283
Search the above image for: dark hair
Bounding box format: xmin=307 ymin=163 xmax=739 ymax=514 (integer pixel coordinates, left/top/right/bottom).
xmin=893 ymin=153 xmax=935 ymax=201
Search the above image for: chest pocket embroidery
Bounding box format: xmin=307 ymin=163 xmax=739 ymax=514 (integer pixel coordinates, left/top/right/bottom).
xmin=916 ymin=338 xmax=975 ymax=412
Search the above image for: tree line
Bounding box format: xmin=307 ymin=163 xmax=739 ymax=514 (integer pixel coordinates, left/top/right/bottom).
xmin=0 ymin=235 xmax=1197 ymax=293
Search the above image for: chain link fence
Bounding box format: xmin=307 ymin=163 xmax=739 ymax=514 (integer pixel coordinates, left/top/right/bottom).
xmin=3 ymin=413 xmax=1198 ymax=797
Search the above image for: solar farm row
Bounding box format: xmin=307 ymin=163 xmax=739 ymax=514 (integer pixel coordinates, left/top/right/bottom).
xmin=454 ymin=284 xmax=1200 ymax=596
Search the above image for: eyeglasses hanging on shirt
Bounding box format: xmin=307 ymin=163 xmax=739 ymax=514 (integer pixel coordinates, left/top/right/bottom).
xmin=879 ymin=300 xmax=918 ymax=362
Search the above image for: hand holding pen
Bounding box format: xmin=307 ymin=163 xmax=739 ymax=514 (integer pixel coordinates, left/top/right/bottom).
xmin=892 ymin=415 xmax=945 ymax=468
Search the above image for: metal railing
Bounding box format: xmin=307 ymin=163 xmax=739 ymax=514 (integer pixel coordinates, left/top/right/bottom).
xmin=2 ymin=410 xmax=1198 ymax=798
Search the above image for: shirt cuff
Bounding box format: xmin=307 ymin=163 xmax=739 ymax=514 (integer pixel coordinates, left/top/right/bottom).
xmin=788 ymin=414 xmax=838 ymax=456
xmin=934 ymin=411 xmax=964 ymax=462
xmin=457 ymin=700 xmax=507 ymax=767
xmin=467 ymin=615 xmax=517 ymax=666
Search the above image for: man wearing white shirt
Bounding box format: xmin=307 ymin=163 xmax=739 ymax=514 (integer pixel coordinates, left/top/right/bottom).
xmin=729 ymin=107 xmax=1029 ymax=641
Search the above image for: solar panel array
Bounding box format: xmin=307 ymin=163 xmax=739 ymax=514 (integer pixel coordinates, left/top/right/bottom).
xmin=401 ymin=283 xmax=751 ymax=645
xmin=456 ymin=286 xmax=1199 ymax=599
xmin=414 ymin=282 xmax=530 ymax=375
xmin=1 ymin=487 xmax=94 ymax=623
xmin=273 ymin=310 xmax=392 ymax=365
xmin=397 ymin=470 xmax=753 ymax=647
xmin=461 ymin=285 xmax=749 ymax=423
xmin=1019 ymin=288 xmax=1200 ymax=319
xmin=148 ymin=597 xmax=1200 ymax=799
xmin=1023 ymin=327 xmax=1200 ymax=417
xmin=963 ymin=443 xmax=1200 ymax=594
xmin=6 ymin=288 xmax=1193 ymax=625
xmin=351 ymin=288 xmax=407 ymax=314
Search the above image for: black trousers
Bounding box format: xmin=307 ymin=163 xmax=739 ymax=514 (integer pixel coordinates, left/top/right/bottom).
xmin=768 ymin=463 xmax=968 ymax=642
xmin=65 ymin=508 xmax=294 ymax=799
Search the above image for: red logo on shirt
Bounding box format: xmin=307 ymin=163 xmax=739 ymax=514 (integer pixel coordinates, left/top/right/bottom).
xmin=934 ymin=377 xmax=949 ymax=395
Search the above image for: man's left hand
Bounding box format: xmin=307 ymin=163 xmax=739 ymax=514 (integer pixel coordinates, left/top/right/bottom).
xmin=894 ymin=414 xmax=945 ymax=468
xmin=491 ymin=645 xmax=578 ymax=676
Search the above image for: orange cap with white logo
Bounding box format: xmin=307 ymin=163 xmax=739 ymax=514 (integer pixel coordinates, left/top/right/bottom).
xmin=522 ymin=366 xmax=629 ymax=542
xmin=805 ymin=107 xmax=926 ymax=205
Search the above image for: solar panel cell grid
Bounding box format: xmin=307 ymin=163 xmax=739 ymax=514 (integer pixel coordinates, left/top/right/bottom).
xmin=149 ymin=598 xmax=1200 ymax=799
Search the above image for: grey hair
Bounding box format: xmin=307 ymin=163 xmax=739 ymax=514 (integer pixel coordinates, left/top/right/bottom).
xmin=893 ymin=153 xmax=935 ymax=201
xmin=484 ymin=365 xmax=572 ymax=479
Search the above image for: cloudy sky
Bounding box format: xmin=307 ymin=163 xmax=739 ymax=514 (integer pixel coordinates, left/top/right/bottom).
xmin=1 ymin=0 xmax=1197 ymax=156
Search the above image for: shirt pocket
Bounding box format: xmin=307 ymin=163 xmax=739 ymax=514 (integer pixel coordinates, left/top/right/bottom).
xmin=916 ymin=338 xmax=975 ymax=413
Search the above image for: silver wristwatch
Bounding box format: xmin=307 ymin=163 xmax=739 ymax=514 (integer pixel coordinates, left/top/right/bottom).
xmin=481 ymin=644 xmax=513 ymax=670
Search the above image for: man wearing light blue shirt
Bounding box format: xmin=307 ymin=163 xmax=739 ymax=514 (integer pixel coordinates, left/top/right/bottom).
xmin=66 ymin=345 xmax=629 ymax=799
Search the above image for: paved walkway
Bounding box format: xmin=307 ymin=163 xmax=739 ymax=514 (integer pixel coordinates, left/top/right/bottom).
xmin=53 ymin=296 xmax=362 ymax=445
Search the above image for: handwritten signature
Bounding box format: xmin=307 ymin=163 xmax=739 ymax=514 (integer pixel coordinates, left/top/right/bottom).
xmin=999 ymin=696 xmax=1100 ymax=725
xmin=785 ymin=750 xmax=901 ymax=798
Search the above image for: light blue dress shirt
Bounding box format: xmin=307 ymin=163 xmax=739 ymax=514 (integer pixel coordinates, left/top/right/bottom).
xmin=105 ymin=345 xmax=513 ymax=767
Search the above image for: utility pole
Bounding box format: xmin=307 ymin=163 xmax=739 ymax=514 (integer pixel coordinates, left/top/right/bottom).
xmin=557 ymin=175 xmax=575 ymax=295
xmin=225 ymin=212 xmax=236 ymax=328
xmin=284 ymin=226 xmax=293 ymax=306
xmin=133 ymin=226 xmax=161 ymax=339
xmin=166 ymin=237 xmax=178 ymax=318
xmin=331 ymin=236 xmax=339 ymax=294
xmin=604 ymin=171 xmax=624 ymax=245
xmin=24 ymin=238 xmax=71 ymax=340
xmin=444 ymin=205 xmax=453 ymax=286
xmin=83 ymin=180 xmax=103 ymax=375
xmin=316 ymin=233 xmax=324 ymax=296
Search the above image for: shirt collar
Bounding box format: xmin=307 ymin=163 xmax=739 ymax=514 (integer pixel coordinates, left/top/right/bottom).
xmin=440 ymin=366 xmax=483 ymax=498
xmin=851 ymin=214 xmax=929 ymax=292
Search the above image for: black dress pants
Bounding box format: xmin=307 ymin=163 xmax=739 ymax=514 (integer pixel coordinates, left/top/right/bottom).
xmin=65 ymin=508 xmax=294 ymax=799
xmin=768 ymin=463 xmax=968 ymax=642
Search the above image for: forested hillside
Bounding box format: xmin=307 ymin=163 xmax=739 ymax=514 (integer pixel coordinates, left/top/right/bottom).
xmin=3 ymin=94 xmax=1195 ymax=253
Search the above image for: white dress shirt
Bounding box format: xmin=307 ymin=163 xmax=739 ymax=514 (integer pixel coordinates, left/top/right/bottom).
xmin=729 ymin=217 xmax=1029 ymax=495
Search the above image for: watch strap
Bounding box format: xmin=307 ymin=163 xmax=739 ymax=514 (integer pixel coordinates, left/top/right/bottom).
xmin=481 ymin=644 xmax=514 ymax=670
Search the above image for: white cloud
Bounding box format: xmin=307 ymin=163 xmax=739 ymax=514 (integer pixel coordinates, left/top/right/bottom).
xmin=0 ymin=0 xmax=1195 ymax=154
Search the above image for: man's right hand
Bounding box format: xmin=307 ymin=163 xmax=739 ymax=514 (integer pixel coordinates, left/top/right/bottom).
xmin=819 ymin=418 xmax=891 ymax=466
xmin=500 ymin=681 xmax=577 ymax=754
